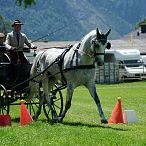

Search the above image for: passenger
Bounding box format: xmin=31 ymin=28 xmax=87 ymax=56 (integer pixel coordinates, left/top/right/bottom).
xmin=0 ymin=33 xmax=10 ymax=62
xmin=0 ymin=32 xmax=5 ymax=46
xmin=0 ymin=33 xmax=10 ymax=87
xmin=5 ymin=19 xmax=37 ymax=64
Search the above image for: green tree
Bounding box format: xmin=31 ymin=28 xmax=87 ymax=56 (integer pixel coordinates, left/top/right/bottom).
xmin=135 ymin=19 xmax=146 ymax=29
xmin=17 ymin=0 xmax=36 ymax=8
xmin=0 ymin=15 xmax=9 ymax=34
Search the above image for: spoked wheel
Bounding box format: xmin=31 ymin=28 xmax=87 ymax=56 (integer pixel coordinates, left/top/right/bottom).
xmin=43 ymin=84 xmax=63 ymax=122
xmin=0 ymin=84 xmax=10 ymax=114
xmin=25 ymin=93 xmax=42 ymax=120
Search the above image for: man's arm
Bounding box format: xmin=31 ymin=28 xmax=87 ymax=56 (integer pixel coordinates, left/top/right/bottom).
xmin=5 ymin=33 xmax=12 ymax=50
xmin=24 ymin=34 xmax=36 ymax=49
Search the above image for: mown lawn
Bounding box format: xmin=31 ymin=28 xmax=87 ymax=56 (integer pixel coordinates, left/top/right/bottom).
xmin=0 ymin=80 xmax=146 ymax=146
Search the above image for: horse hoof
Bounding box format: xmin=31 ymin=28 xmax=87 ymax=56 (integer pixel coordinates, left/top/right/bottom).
xmin=101 ymin=119 xmax=108 ymax=124
xmin=57 ymin=117 xmax=63 ymax=123
xmin=52 ymin=118 xmax=58 ymax=123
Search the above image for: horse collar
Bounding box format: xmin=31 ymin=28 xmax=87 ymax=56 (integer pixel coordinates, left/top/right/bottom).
xmin=74 ymin=42 xmax=94 ymax=58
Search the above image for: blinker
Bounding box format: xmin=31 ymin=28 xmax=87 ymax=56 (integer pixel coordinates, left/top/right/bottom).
xmin=106 ymin=42 xmax=111 ymax=49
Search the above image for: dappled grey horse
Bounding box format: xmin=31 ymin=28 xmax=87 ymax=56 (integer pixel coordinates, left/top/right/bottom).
xmin=29 ymin=28 xmax=111 ymax=123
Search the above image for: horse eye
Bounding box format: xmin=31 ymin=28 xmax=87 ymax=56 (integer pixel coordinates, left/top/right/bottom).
xmin=99 ymin=39 xmax=106 ymax=45
xmin=91 ymin=40 xmax=95 ymax=44
xmin=93 ymin=42 xmax=99 ymax=48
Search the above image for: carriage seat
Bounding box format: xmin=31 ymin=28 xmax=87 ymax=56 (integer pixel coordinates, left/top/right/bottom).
xmin=0 ymin=46 xmax=11 ymax=65
xmin=0 ymin=51 xmax=11 ymax=65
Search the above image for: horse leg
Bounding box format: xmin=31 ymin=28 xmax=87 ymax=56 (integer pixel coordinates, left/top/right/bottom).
xmin=86 ymin=83 xmax=107 ymax=123
xmin=58 ymin=83 xmax=74 ymax=122
xmin=28 ymin=80 xmax=37 ymax=99
xmin=43 ymin=75 xmax=58 ymax=122
xmin=27 ymin=79 xmax=44 ymax=120
xmin=32 ymin=94 xmax=44 ymax=120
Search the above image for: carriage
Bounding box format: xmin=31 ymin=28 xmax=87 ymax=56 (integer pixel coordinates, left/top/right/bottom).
xmin=0 ymin=48 xmax=64 ymax=122
xmin=0 ymin=28 xmax=111 ymax=124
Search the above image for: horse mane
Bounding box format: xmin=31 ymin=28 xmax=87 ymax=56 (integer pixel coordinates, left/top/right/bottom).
xmin=79 ymin=30 xmax=96 ymax=53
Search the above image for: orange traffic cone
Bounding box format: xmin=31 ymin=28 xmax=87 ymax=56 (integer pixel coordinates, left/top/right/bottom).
xmin=108 ymin=97 xmax=124 ymax=124
xmin=20 ymin=100 xmax=33 ymax=127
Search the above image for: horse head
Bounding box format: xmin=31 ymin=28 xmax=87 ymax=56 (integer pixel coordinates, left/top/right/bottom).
xmin=91 ymin=28 xmax=111 ymax=66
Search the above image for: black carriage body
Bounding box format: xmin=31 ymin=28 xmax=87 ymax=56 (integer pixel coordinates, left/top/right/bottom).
xmin=0 ymin=51 xmax=33 ymax=114
xmin=12 ymin=64 xmax=32 ymax=91
xmin=0 ymin=61 xmax=32 ymax=91
xmin=0 ymin=50 xmax=64 ymax=122
xmin=0 ymin=53 xmax=11 ymax=88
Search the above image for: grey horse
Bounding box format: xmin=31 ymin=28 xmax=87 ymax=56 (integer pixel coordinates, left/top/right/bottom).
xmin=29 ymin=28 xmax=111 ymax=123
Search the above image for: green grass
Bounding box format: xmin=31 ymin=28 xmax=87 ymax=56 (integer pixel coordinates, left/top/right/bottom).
xmin=0 ymin=80 xmax=146 ymax=146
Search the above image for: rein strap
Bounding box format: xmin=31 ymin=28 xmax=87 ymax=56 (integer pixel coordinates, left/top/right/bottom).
xmin=64 ymin=65 xmax=95 ymax=72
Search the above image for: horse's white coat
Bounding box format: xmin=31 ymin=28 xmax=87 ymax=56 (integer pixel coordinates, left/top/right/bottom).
xmin=29 ymin=28 xmax=110 ymax=123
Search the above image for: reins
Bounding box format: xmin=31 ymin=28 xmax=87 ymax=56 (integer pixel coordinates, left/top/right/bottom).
xmin=12 ymin=29 xmax=108 ymax=92
xmin=11 ymin=48 xmax=70 ymax=91
xmin=74 ymin=41 xmax=104 ymax=58
xmin=11 ymin=43 xmax=96 ymax=92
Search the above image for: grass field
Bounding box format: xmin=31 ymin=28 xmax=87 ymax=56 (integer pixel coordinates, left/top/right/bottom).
xmin=0 ymin=80 xmax=146 ymax=146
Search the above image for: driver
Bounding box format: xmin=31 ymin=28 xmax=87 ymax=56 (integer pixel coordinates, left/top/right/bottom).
xmin=5 ymin=19 xmax=37 ymax=64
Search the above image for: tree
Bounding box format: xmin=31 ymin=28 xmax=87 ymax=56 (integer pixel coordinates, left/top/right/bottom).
xmin=134 ymin=19 xmax=146 ymax=30
xmin=17 ymin=0 xmax=36 ymax=8
xmin=0 ymin=15 xmax=8 ymax=34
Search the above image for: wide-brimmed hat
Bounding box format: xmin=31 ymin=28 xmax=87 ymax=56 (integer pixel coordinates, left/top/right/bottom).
xmin=0 ymin=33 xmax=5 ymax=38
xmin=11 ymin=19 xmax=23 ymax=27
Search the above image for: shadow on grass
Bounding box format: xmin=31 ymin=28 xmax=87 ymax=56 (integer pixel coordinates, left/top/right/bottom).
xmin=62 ymin=121 xmax=129 ymax=131
xmin=12 ymin=117 xmax=129 ymax=131
xmin=12 ymin=117 xmax=20 ymax=123
xmin=12 ymin=117 xmax=54 ymax=125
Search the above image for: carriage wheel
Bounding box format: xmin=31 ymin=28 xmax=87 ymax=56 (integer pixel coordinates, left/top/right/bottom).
xmin=43 ymin=84 xmax=63 ymax=122
xmin=0 ymin=84 xmax=10 ymax=114
xmin=25 ymin=94 xmax=41 ymax=120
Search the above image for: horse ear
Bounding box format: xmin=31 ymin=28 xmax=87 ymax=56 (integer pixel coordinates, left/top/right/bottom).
xmin=96 ymin=28 xmax=100 ymax=37
xmin=105 ymin=29 xmax=111 ymax=37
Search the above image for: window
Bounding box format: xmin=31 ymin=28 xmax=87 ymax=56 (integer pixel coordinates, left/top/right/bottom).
xmin=123 ymin=60 xmax=142 ymax=67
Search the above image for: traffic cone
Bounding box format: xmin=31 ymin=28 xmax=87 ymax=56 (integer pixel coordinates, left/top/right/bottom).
xmin=20 ymin=100 xmax=33 ymax=127
xmin=108 ymin=97 xmax=124 ymax=124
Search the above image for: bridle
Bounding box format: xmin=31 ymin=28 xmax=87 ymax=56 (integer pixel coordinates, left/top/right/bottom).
xmin=92 ymin=39 xmax=105 ymax=57
xmin=91 ymin=34 xmax=111 ymax=57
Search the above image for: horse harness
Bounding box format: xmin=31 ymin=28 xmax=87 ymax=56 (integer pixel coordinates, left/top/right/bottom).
xmin=53 ymin=43 xmax=96 ymax=84
xmin=34 ymin=39 xmax=107 ymax=85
